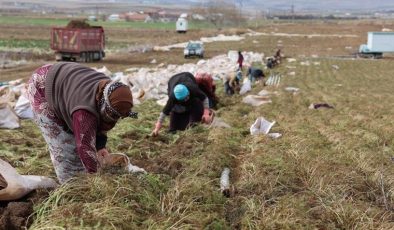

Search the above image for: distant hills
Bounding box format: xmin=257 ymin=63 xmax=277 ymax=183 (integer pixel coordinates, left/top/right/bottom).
xmin=3 ymin=0 xmax=394 ymax=14
xmin=133 ymin=0 xmax=394 ymax=12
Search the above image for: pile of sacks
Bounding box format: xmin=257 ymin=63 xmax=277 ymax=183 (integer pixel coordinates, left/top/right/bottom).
xmin=96 ymin=50 xmax=264 ymax=106
xmin=0 ymin=79 xmax=33 ymax=129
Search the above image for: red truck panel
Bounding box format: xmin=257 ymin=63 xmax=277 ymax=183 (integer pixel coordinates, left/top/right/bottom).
xmin=50 ymin=27 xmax=105 ymax=53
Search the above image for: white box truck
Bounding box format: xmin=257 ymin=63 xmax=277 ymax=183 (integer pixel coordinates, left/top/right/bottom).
xmin=359 ymin=32 xmax=394 ymax=58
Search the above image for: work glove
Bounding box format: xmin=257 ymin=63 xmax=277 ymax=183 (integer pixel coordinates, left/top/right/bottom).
xmin=151 ymin=121 xmax=162 ymax=136
xmin=202 ymin=109 xmax=214 ymax=124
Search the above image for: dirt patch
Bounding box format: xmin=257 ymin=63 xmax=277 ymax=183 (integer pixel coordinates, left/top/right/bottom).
xmin=0 ymin=190 xmax=50 ymax=230
xmin=0 ymin=201 xmax=33 ymax=230
xmin=132 ymin=157 xmax=183 ymax=176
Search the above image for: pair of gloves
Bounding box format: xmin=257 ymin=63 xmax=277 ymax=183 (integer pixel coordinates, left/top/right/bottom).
xmin=151 ymin=109 xmax=213 ymax=136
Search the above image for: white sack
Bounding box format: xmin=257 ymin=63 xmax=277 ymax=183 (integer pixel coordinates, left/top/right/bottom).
xmin=242 ymin=95 xmax=272 ymax=107
xmin=239 ymin=79 xmax=252 ymax=95
xmin=0 ymin=159 xmax=58 ymax=201
xmin=250 ymin=117 xmax=276 ymax=135
xmin=285 ymin=87 xmax=300 ymax=93
xmin=14 ymin=94 xmax=34 ymax=119
xmin=0 ymin=103 xmax=20 ymax=129
xmin=209 ymin=117 xmax=231 ymax=128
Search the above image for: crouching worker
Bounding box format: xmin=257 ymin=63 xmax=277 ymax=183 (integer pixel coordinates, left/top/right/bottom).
xmin=248 ymin=67 xmax=265 ymax=83
xmin=224 ymin=69 xmax=242 ymax=95
xmin=152 ymin=72 xmax=213 ymax=136
xmin=195 ymin=72 xmax=219 ymax=109
xmin=27 ymin=62 xmax=138 ymax=184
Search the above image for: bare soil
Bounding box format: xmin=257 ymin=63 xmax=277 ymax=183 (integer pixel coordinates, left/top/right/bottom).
xmin=0 ymin=190 xmax=48 ymax=230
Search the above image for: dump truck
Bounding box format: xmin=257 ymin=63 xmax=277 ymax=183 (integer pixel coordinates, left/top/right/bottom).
xmin=50 ymin=25 xmax=105 ymax=62
xmin=359 ymin=32 xmax=394 ymax=58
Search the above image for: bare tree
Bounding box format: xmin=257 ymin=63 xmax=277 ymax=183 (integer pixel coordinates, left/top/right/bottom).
xmin=191 ymin=0 xmax=245 ymax=28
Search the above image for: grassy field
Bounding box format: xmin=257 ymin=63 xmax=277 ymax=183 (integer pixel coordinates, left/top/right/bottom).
xmin=0 ymin=15 xmax=219 ymax=52
xmin=1 ymin=19 xmax=394 ymax=229
xmin=0 ymin=15 xmax=217 ymax=29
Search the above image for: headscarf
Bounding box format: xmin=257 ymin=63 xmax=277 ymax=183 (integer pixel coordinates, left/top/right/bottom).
xmin=97 ymin=80 xmax=137 ymax=122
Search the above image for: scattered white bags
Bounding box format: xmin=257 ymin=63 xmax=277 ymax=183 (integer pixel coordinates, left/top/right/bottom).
xmin=250 ymin=117 xmax=276 ymax=135
xmin=0 ymin=159 xmax=58 ymax=201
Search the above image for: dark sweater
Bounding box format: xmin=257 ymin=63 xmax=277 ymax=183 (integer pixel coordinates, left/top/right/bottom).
xmin=45 ymin=62 xmax=109 ymax=131
xmin=162 ymin=72 xmax=207 ymax=115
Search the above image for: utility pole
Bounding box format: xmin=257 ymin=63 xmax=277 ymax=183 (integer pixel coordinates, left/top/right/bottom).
xmin=291 ymin=3 xmax=295 ymax=21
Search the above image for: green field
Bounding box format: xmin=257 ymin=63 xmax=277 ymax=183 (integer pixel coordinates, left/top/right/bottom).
xmin=3 ymin=57 xmax=394 ymax=229
xmin=0 ymin=15 xmax=215 ymax=29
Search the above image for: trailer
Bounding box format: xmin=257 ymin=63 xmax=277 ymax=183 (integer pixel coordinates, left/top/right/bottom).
xmin=359 ymin=32 xmax=394 ymax=59
xmin=50 ymin=26 xmax=105 ymax=62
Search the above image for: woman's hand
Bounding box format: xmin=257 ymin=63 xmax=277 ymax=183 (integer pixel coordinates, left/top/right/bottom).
xmin=151 ymin=122 xmax=162 ymax=136
xmin=97 ymin=148 xmax=110 ymax=166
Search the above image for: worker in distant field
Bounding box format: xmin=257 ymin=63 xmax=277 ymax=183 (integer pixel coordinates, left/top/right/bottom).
xmin=27 ymin=62 xmax=138 ymax=184
xmin=237 ymin=51 xmax=244 ymax=70
xmin=274 ymin=49 xmax=282 ymax=62
xmin=248 ymin=66 xmax=265 ymax=83
xmin=266 ymin=57 xmax=275 ymax=69
xmin=224 ymin=69 xmax=242 ymax=95
xmin=195 ymin=72 xmax=218 ymax=109
xmin=151 ymin=72 xmax=213 ymax=136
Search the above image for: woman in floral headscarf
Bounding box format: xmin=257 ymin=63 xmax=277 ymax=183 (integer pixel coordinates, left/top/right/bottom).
xmin=27 ymin=62 xmax=137 ymax=183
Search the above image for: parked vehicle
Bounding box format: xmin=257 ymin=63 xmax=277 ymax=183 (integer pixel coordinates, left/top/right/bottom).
xmin=184 ymin=42 xmax=204 ymax=58
xmin=50 ymin=26 xmax=105 ymax=62
xmin=359 ymin=32 xmax=394 ymax=58
xmin=176 ymin=17 xmax=188 ymax=33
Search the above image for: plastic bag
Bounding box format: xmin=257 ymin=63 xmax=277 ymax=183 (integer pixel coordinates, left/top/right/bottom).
xmin=250 ymin=117 xmax=276 ymax=135
xmin=14 ymin=94 xmax=34 ymax=119
xmin=0 ymin=103 xmax=20 ymax=129
xmin=239 ymin=78 xmax=251 ymax=95
xmin=242 ymin=95 xmax=272 ymax=107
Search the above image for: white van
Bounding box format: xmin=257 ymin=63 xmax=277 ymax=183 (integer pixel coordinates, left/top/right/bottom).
xmin=176 ymin=17 xmax=188 ymax=33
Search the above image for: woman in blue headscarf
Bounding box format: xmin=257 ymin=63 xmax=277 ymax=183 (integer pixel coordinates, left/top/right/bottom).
xmin=151 ymin=72 xmax=212 ymax=136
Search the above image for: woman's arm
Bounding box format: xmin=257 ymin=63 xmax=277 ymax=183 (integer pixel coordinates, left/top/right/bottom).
xmin=72 ymin=109 xmax=100 ymax=173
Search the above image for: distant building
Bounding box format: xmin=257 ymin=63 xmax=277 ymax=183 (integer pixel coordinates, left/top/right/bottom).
xmin=108 ymin=14 xmax=120 ymax=21
xmin=122 ymin=12 xmax=150 ymax=22
xmin=88 ymin=15 xmax=97 ymax=21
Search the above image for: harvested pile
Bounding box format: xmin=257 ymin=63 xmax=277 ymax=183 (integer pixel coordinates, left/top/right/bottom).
xmin=66 ymin=20 xmax=91 ymax=29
